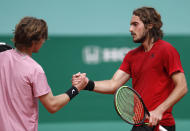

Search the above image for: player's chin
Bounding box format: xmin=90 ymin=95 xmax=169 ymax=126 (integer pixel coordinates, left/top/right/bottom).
xmin=33 ymin=50 xmax=39 ymax=53
xmin=133 ymin=39 xmax=140 ymax=43
xmin=133 ymin=38 xmax=142 ymax=43
xmin=132 ymin=36 xmax=138 ymax=43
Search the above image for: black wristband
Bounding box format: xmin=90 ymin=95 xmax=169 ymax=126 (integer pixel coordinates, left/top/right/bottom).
xmin=65 ymin=86 xmax=79 ymax=100
xmin=84 ymin=80 xmax=95 ymax=91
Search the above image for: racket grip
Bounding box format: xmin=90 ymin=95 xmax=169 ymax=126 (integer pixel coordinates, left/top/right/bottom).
xmin=144 ymin=123 xmax=167 ymax=131
xmin=159 ymin=125 xmax=167 ymax=131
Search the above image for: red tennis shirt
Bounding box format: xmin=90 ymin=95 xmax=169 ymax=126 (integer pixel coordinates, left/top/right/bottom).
xmin=119 ymin=39 xmax=184 ymax=126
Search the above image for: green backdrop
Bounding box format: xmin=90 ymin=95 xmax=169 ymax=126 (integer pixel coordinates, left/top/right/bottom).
xmin=0 ymin=35 xmax=189 ymax=123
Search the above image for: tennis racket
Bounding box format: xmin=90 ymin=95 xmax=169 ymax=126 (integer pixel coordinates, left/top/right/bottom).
xmin=0 ymin=42 xmax=13 ymax=52
xmin=114 ymin=86 xmax=167 ymax=131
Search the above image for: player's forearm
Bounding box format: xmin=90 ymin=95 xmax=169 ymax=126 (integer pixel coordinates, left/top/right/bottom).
xmin=85 ymin=70 xmax=130 ymax=94
xmin=51 ymin=93 xmax=70 ymax=113
xmin=46 ymin=93 xmax=70 ymax=113
xmin=155 ymin=82 xmax=188 ymax=114
xmin=93 ymin=80 xmax=119 ymax=94
xmin=40 ymin=91 xmax=72 ymax=113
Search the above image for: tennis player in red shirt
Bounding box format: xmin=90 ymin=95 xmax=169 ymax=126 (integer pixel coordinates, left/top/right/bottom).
xmin=72 ymin=7 xmax=188 ymax=131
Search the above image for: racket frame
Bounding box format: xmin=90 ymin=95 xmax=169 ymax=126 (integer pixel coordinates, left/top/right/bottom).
xmin=114 ymin=86 xmax=150 ymax=125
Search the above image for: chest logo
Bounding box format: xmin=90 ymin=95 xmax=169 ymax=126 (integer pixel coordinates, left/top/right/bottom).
xmin=150 ymin=53 xmax=155 ymax=58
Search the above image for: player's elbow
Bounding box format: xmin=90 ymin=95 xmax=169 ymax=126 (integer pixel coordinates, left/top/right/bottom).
xmin=111 ymin=81 xmax=122 ymax=94
xmin=47 ymin=104 xmax=59 ymax=114
xmin=183 ymin=83 xmax=188 ymax=95
xmin=39 ymin=92 xmax=61 ymax=113
xmin=48 ymin=109 xmax=57 ymax=114
xmin=179 ymin=82 xmax=188 ymax=98
xmin=44 ymin=100 xmax=60 ymax=113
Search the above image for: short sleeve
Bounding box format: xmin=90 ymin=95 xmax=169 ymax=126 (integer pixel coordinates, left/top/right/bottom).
xmin=163 ymin=45 xmax=184 ymax=76
xmin=119 ymin=53 xmax=131 ymax=74
xmin=31 ymin=68 xmax=51 ymax=97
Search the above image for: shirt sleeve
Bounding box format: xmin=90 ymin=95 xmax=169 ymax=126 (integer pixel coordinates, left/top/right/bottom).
xmin=163 ymin=45 xmax=184 ymax=76
xmin=31 ymin=67 xmax=51 ymax=97
xmin=119 ymin=52 xmax=131 ymax=74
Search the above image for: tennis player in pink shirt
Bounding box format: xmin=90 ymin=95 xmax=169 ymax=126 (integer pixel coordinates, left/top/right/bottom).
xmin=0 ymin=17 xmax=88 ymax=131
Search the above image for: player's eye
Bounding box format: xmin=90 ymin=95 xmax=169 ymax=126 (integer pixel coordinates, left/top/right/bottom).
xmin=133 ymin=22 xmax=138 ymax=26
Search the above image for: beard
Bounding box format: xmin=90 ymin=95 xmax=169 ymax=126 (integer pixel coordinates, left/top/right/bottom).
xmin=133 ymin=34 xmax=146 ymax=43
xmin=132 ymin=30 xmax=148 ymax=43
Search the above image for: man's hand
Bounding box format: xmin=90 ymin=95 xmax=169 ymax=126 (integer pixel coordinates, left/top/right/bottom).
xmin=148 ymin=108 xmax=163 ymax=126
xmin=72 ymin=72 xmax=88 ymax=91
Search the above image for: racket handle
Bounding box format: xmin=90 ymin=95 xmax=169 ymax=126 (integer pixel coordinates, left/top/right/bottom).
xmin=144 ymin=123 xmax=167 ymax=131
xmin=159 ymin=125 xmax=167 ymax=131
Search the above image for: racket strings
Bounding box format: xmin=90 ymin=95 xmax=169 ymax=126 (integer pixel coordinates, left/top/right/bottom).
xmin=133 ymin=95 xmax=144 ymax=124
xmin=117 ymin=89 xmax=134 ymax=122
xmin=116 ymin=87 xmax=145 ymax=124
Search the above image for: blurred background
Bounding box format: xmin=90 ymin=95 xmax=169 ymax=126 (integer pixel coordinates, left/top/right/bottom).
xmin=0 ymin=0 xmax=189 ymax=130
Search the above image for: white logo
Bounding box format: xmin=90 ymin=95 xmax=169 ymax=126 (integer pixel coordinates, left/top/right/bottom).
xmin=82 ymin=45 xmax=134 ymax=64
xmin=82 ymin=46 xmax=100 ymax=64
xmin=72 ymin=89 xmax=75 ymax=94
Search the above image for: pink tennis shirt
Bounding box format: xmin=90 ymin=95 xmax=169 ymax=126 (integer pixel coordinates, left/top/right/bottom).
xmin=0 ymin=49 xmax=51 ymax=131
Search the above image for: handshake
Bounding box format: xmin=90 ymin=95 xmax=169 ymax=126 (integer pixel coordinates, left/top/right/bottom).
xmin=67 ymin=72 xmax=95 ymax=100
xmin=71 ymin=72 xmax=88 ymax=91
xmin=71 ymin=72 xmax=95 ymax=92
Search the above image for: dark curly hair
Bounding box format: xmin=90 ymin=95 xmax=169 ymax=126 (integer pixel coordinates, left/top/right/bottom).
xmin=13 ymin=16 xmax=48 ymax=48
xmin=133 ymin=7 xmax=163 ymax=42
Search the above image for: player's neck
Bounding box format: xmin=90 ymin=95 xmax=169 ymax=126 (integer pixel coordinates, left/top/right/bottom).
xmin=16 ymin=47 xmax=32 ymax=56
xmin=142 ymin=38 xmax=154 ymax=52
